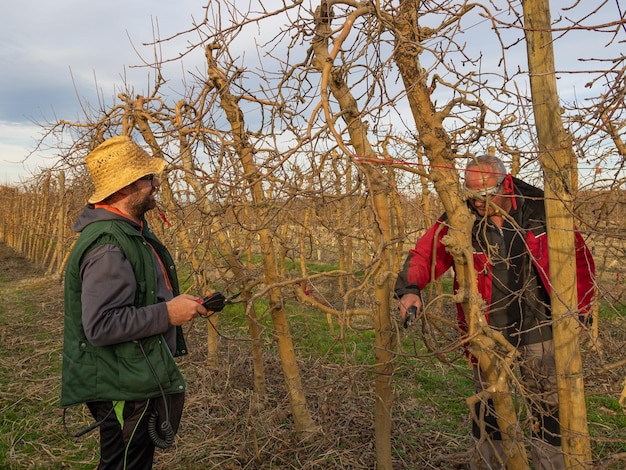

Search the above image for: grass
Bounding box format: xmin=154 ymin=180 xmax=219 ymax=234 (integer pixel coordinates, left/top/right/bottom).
xmin=174 ymin=282 xmax=626 ymax=467
xmin=2 ymin=244 xmax=626 ymax=469
xmin=0 ymin=274 xmax=100 ymax=469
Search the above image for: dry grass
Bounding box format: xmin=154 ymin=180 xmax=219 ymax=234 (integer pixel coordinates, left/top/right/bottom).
xmin=1 ymin=242 xmax=626 ymax=469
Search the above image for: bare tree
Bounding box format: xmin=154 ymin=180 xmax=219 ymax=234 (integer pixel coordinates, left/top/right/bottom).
xmin=1 ymin=0 xmax=624 ymax=467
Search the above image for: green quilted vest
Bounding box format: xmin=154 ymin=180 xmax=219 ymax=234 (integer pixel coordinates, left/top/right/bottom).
xmin=60 ymin=219 xmax=187 ymax=408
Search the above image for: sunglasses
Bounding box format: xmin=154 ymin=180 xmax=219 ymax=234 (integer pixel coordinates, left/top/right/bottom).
xmin=138 ymin=174 xmax=158 ymax=182
xmin=464 ymin=182 xmax=502 ymax=202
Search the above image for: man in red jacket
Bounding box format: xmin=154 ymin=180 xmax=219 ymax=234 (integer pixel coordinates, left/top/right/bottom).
xmin=395 ymin=155 xmax=595 ymax=470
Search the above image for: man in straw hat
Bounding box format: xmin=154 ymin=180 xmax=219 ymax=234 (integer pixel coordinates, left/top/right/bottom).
xmin=61 ymin=135 xmax=207 ymax=469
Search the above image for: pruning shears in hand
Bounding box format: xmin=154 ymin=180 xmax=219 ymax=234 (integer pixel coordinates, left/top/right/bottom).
xmin=403 ymin=305 xmax=418 ymax=329
xmin=198 ymin=291 xmax=241 ymax=316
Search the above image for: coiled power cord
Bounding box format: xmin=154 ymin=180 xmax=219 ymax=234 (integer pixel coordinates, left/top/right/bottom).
xmin=138 ymin=340 xmax=176 ymax=449
xmin=64 ymin=338 xmax=177 ymax=449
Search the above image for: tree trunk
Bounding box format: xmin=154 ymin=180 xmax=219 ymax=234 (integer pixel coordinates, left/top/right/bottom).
xmin=393 ymin=1 xmax=530 ymax=467
xmin=311 ymin=4 xmax=399 ymax=466
xmin=523 ymin=0 xmax=592 ymax=467
xmin=206 ymin=45 xmax=316 ymax=432
xmin=48 ymin=171 xmax=66 ymax=276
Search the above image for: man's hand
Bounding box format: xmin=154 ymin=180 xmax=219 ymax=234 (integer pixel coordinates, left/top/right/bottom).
xmin=398 ymin=293 xmax=422 ymax=328
xmin=166 ymin=294 xmax=207 ymax=325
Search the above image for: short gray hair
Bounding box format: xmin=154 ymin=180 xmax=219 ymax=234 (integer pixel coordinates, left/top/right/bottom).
xmin=465 ymin=155 xmax=507 ymax=184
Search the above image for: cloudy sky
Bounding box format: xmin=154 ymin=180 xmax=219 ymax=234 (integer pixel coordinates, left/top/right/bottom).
xmin=0 ymin=0 xmax=207 ymax=183
xmin=1 ymin=1 xmax=623 ymax=184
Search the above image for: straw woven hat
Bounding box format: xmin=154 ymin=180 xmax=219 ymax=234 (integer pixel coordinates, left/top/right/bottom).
xmin=86 ymin=136 xmax=166 ymax=203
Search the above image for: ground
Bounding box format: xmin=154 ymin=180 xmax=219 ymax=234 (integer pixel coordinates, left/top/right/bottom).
xmin=1 ymin=242 xmax=625 ymax=469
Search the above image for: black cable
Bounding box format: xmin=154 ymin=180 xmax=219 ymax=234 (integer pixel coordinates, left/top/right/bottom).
xmin=138 ymin=340 xmax=175 ymax=449
xmin=63 ymin=340 xmax=176 ymax=449
xmin=62 ymin=404 xmax=115 ymax=438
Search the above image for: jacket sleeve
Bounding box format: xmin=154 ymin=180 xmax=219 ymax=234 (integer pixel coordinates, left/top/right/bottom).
xmin=575 ymin=231 xmax=596 ymax=318
xmin=394 ymin=218 xmax=454 ymax=298
xmin=80 ymin=244 xmax=171 ymax=347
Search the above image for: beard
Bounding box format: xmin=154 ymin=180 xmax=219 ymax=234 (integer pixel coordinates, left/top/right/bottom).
xmin=127 ymin=186 xmax=157 ymax=219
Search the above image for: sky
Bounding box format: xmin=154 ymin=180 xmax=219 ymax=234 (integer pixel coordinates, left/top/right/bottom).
xmin=1 ymin=1 xmax=623 ymax=184
xmin=0 ymin=0 xmax=208 ymax=183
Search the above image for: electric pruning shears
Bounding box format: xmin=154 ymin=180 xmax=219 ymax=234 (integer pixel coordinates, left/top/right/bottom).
xmin=197 ymin=291 xmax=241 ymax=317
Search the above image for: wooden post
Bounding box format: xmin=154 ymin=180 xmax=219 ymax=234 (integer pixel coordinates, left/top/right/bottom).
xmin=522 ymin=1 xmax=592 ymax=467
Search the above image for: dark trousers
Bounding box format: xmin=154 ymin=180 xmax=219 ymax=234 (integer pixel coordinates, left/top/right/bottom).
xmin=87 ymin=400 xmax=155 ymax=470
xmin=470 ymin=340 xmax=565 ymax=470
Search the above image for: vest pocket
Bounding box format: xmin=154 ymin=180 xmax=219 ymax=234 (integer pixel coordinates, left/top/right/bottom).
xmin=60 ymin=344 xmax=97 ymax=407
xmin=115 ymin=339 xmax=173 ymax=394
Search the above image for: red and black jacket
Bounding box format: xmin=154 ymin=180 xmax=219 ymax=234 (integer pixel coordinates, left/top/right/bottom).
xmin=395 ymin=177 xmax=595 ymax=345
